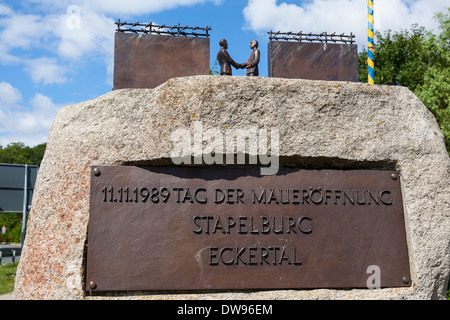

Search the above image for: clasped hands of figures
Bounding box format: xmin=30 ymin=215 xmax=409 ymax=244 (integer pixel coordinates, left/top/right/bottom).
xmin=217 ymin=39 xmax=260 ymax=77
xmin=235 ymin=62 xmax=249 ymax=70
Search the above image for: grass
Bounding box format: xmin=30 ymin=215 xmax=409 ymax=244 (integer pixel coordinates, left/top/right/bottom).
xmin=448 ymin=280 xmax=450 ymax=300
xmin=0 ymin=262 xmax=18 ymax=295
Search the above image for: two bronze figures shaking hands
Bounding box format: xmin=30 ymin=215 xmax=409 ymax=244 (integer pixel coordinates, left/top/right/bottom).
xmin=217 ymin=39 xmax=260 ymax=77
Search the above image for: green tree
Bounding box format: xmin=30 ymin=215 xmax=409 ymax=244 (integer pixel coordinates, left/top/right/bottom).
xmin=28 ymin=143 xmax=46 ymax=166
xmin=0 ymin=142 xmax=46 ymax=166
xmin=414 ymin=10 xmax=450 ymax=152
xmin=359 ymin=8 xmax=450 ymax=153
xmin=0 ymin=212 xmax=23 ymax=243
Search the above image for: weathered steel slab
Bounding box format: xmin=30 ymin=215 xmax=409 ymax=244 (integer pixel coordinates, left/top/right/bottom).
xmin=85 ymin=166 xmax=411 ymax=292
xmin=113 ymin=33 xmax=210 ymax=89
xmin=268 ymin=41 xmax=358 ymax=81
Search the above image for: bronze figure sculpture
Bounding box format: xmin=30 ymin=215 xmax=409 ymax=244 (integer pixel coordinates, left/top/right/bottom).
xmin=216 ymin=39 xmax=240 ymax=75
xmin=240 ymin=40 xmax=260 ymax=76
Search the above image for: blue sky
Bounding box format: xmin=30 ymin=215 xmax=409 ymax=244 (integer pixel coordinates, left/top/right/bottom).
xmin=0 ymin=0 xmax=447 ymax=147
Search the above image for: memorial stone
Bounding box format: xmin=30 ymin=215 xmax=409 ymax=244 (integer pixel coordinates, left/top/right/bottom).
xmin=14 ymin=76 xmax=450 ymax=300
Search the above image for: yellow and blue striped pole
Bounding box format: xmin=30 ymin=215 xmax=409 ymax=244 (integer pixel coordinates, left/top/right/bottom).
xmin=368 ymin=0 xmax=375 ymax=84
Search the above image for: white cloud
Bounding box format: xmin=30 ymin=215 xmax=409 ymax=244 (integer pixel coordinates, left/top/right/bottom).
xmin=0 ymin=4 xmax=113 ymax=59
xmin=0 ymin=83 xmax=65 ymax=146
xmin=0 ymin=42 xmax=20 ymax=65
xmin=243 ymin=0 xmax=306 ymax=32
xmin=0 ymin=0 xmax=225 ymax=146
xmin=0 ymin=4 xmax=13 ymax=16
xmin=243 ymin=0 xmax=449 ymax=50
xmin=0 ymin=13 xmax=50 ymax=50
xmin=25 ymin=57 xmax=68 ymax=85
xmin=0 ymin=81 xmax=23 ymax=107
xmin=16 ymin=93 xmax=59 ymax=134
xmin=55 ymin=8 xmax=115 ymax=60
xmin=21 ymin=0 xmax=223 ymax=14
xmin=42 ymin=0 xmax=223 ymax=15
xmin=372 ymin=0 xmax=447 ymax=33
xmin=0 ymin=0 xmax=228 ymax=146
xmin=0 ymin=0 xmax=223 ymax=87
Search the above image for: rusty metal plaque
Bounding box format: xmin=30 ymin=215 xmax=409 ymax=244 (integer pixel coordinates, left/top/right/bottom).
xmin=113 ymin=33 xmax=210 ymax=90
xmin=85 ymin=167 xmax=411 ymax=292
xmin=268 ymin=41 xmax=358 ymax=81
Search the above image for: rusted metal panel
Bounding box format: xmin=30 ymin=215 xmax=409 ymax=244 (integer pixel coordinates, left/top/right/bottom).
xmin=85 ymin=167 xmax=411 ymax=292
xmin=268 ymin=41 xmax=359 ymax=82
xmin=113 ymin=33 xmax=210 ymax=89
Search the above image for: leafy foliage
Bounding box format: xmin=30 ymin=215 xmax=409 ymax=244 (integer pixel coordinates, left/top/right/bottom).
xmin=0 ymin=212 xmax=24 ymax=243
xmin=210 ymin=58 xmax=220 ymax=75
xmin=359 ymin=8 xmax=450 ymax=154
xmin=0 ymin=142 xmax=46 ymax=166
